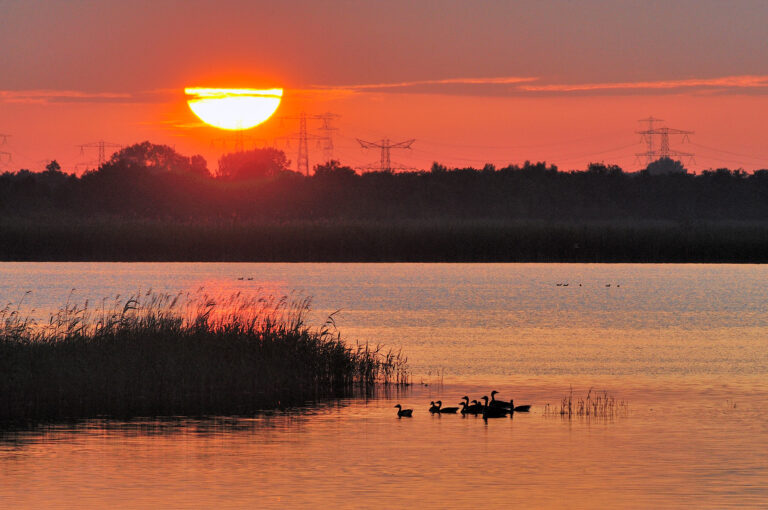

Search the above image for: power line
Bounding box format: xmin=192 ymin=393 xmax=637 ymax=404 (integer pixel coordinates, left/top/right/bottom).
xmin=635 ymin=117 xmax=695 ymax=166
xmin=278 ymin=112 xmax=339 ymax=175
xmin=78 ymin=140 xmax=122 ymax=168
xmin=356 ymin=137 xmax=415 ymax=173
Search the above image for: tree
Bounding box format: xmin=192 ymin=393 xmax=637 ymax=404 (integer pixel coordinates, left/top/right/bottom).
xmin=314 ymin=160 xmax=356 ymax=179
xmin=217 ymin=147 xmax=290 ymax=180
xmin=99 ymin=142 xmax=210 ymax=178
xmin=645 ymin=157 xmax=686 ymax=176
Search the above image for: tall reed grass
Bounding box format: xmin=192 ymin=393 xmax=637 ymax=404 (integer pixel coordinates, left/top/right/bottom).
xmin=0 ymin=291 xmax=409 ymax=422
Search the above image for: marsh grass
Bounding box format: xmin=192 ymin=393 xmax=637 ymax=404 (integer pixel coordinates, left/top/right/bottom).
xmin=543 ymin=387 xmax=628 ymax=420
xmin=0 ymin=291 xmax=409 ymax=422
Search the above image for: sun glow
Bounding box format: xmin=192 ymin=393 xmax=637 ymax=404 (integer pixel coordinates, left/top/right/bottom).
xmin=185 ymin=88 xmax=283 ymax=130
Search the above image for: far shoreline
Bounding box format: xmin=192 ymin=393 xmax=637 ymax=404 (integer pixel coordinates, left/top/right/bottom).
xmin=2 ymin=217 xmax=768 ymax=264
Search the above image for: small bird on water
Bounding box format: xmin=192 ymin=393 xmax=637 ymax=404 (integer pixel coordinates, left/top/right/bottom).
xmin=394 ymin=404 xmax=413 ymax=417
xmin=436 ymin=400 xmax=459 ymax=414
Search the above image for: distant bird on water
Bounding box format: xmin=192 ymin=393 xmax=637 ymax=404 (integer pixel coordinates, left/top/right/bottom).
xmin=461 ymin=396 xmax=483 ymax=414
xmin=394 ymin=404 xmax=413 ymax=417
xmin=436 ymin=400 xmax=459 ymax=414
xmin=481 ymin=396 xmax=508 ymax=418
xmin=429 ymin=401 xmax=440 ymax=414
xmin=509 ymin=399 xmax=531 ymax=412
xmin=490 ymin=390 xmax=512 ymax=409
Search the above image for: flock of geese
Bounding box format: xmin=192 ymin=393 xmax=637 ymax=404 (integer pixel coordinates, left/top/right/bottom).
xmin=395 ymin=390 xmax=531 ymax=419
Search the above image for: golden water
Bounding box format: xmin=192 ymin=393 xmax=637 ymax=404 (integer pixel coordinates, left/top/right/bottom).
xmin=1 ymin=263 xmax=766 ymax=508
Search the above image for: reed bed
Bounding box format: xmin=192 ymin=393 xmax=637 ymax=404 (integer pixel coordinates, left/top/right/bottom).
xmin=0 ymin=291 xmax=409 ymax=422
xmin=543 ymin=387 xmax=628 ymax=420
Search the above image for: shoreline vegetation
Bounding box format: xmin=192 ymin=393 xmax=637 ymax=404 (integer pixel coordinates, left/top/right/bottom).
xmin=2 ymin=217 xmax=768 ymax=263
xmin=3 ymin=143 xmax=768 ymax=262
xmin=0 ymin=292 xmax=409 ymax=423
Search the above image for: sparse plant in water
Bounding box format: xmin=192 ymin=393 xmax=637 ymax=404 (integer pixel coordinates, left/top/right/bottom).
xmin=543 ymin=386 xmax=628 ymax=420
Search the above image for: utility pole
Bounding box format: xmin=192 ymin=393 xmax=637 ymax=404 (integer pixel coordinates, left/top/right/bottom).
xmin=78 ymin=140 xmax=122 ymax=168
xmin=635 ymin=118 xmax=694 ymax=166
xmin=356 ymin=138 xmax=415 ymax=173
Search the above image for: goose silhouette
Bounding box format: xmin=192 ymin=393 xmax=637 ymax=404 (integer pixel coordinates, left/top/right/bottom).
xmin=461 ymin=396 xmax=483 ymax=414
xmin=489 ymin=390 xmax=512 ymax=409
xmin=509 ymin=399 xmax=531 ymax=412
xmin=436 ymin=400 xmax=459 ymax=414
xmin=394 ymin=404 xmax=413 ymax=417
xmin=481 ymin=396 xmax=508 ymax=418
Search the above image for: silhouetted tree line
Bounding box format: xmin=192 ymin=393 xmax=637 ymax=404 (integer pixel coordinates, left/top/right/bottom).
xmin=2 ymin=142 xmax=768 ymax=221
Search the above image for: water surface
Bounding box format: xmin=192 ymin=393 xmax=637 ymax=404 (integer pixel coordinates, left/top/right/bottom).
xmin=1 ymin=263 xmax=766 ymax=508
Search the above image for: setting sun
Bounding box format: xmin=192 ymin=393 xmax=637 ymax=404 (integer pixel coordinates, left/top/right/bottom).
xmin=185 ymin=87 xmax=283 ymax=130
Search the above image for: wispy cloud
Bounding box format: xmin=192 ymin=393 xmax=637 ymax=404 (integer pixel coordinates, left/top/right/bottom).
xmin=518 ymin=75 xmax=768 ymax=93
xmin=0 ymin=90 xmax=132 ymax=104
xmin=332 ymin=76 xmax=538 ymax=90
xmin=303 ymin=76 xmax=537 ymax=97
xmin=0 ymin=89 xmax=177 ymax=104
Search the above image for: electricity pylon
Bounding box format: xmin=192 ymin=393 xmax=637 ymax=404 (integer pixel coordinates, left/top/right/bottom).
xmin=356 ymin=138 xmax=415 ymax=173
xmin=279 ymin=112 xmax=339 ymax=175
xmin=78 ymin=140 xmax=122 ymax=168
xmin=0 ymin=134 xmax=11 ymax=166
xmin=636 ymin=117 xmax=694 ymax=166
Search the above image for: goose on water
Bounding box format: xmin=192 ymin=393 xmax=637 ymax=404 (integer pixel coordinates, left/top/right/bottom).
xmin=481 ymin=396 xmax=508 ymax=418
xmin=429 ymin=401 xmax=440 ymax=414
xmin=394 ymin=404 xmax=413 ymax=417
xmin=490 ymin=390 xmax=512 ymax=409
xmin=509 ymin=399 xmax=531 ymax=412
xmin=461 ymin=396 xmax=483 ymax=414
xmin=436 ymin=400 xmax=459 ymax=414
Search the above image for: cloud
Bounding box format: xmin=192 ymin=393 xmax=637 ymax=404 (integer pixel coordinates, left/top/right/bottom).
xmin=304 ymin=75 xmax=768 ymax=98
xmin=333 ymin=76 xmax=538 ymax=90
xmin=518 ymin=75 xmax=768 ymax=93
xmin=303 ymin=76 xmax=538 ymax=97
xmin=0 ymin=90 xmax=132 ymax=104
xmin=0 ymin=89 xmax=178 ymax=104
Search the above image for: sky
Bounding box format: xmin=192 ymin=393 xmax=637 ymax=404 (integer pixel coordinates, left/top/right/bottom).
xmin=1 ymin=0 xmax=768 ymax=174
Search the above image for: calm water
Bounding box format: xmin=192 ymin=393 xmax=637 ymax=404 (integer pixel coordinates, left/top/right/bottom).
xmin=1 ymin=263 xmax=767 ymax=508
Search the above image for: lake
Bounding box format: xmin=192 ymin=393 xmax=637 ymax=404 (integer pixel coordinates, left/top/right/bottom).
xmin=1 ymin=263 xmax=767 ymax=508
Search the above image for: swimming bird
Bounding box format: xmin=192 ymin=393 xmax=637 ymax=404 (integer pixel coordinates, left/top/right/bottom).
xmin=490 ymin=390 xmax=512 ymax=409
xmin=429 ymin=401 xmax=440 ymax=414
xmin=394 ymin=404 xmax=413 ymax=417
xmin=509 ymin=399 xmax=531 ymax=412
xmin=436 ymin=400 xmax=459 ymax=414
xmin=461 ymin=396 xmax=483 ymax=414
xmin=481 ymin=396 xmax=508 ymax=418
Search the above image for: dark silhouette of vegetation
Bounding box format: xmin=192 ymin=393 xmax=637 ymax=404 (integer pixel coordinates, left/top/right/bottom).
xmin=0 ymin=292 xmax=409 ymax=422
xmin=645 ymin=157 xmax=687 ymax=176
xmin=1 ymin=141 xmax=768 ymax=261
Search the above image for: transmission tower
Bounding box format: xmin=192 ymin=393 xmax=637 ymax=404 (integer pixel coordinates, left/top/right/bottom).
xmin=278 ymin=112 xmax=339 ymax=175
xmin=356 ymin=138 xmax=415 ymax=173
xmin=211 ymin=133 xmax=268 ymax=152
xmin=635 ymin=117 xmax=694 ymax=166
xmin=78 ymin=140 xmax=122 ymax=168
xmin=0 ymin=133 xmax=11 ymax=166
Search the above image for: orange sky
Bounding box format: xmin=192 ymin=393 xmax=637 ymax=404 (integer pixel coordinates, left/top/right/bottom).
xmin=1 ymin=1 xmax=767 ymax=174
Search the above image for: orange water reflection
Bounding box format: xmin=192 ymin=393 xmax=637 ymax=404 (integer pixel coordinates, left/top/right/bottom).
xmin=2 ymin=377 xmax=766 ymax=509
xmin=1 ymin=263 xmax=767 ymax=507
